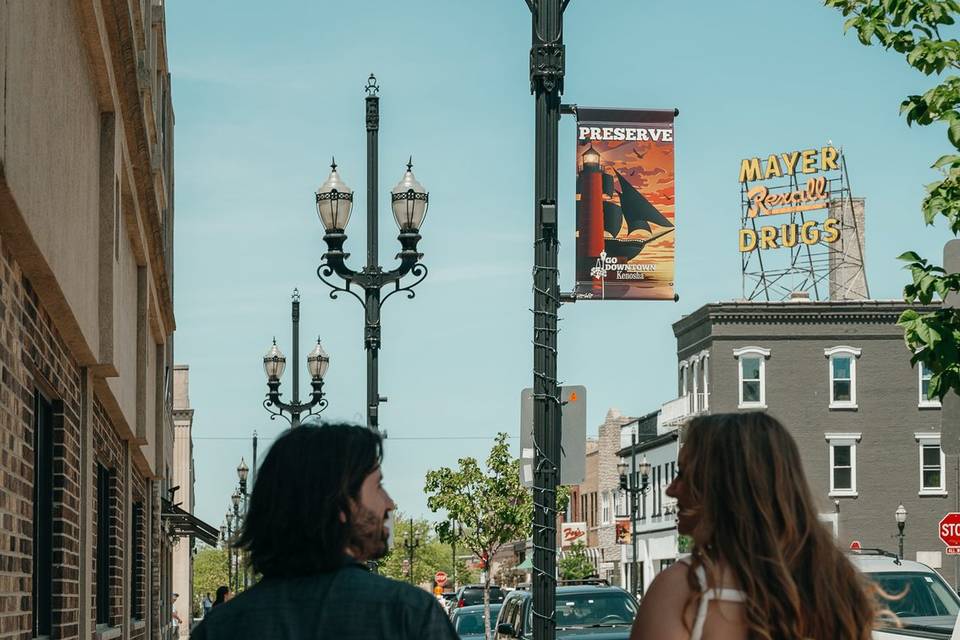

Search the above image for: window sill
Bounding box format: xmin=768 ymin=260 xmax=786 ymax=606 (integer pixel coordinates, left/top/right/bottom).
xmin=95 ymin=625 xmax=122 ymax=640
xmin=131 ymin=619 xmax=146 ymax=631
xmin=919 ymin=490 xmax=948 ymax=497
xmin=738 ymin=403 xmax=767 ymax=410
xmin=829 ymin=491 xmax=858 ymax=498
xmin=919 ymin=402 xmax=942 ymax=410
xmin=828 ymin=403 xmax=858 ymax=410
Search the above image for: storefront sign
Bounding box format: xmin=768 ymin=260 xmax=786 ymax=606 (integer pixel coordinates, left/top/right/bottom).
xmin=738 ymin=146 xmax=842 ymax=253
xmin=562 ymin=522 xmax=588 ymax=548
xmin=575 ymin=107 xmax=676 ymax=300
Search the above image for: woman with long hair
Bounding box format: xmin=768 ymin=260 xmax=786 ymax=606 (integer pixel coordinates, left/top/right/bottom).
xmin=629 ymin=412 xmax=888 ymax=640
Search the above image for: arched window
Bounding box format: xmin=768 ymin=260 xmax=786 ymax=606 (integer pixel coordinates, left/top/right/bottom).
xmin=733 ymin=347 xmax=770 ymax=409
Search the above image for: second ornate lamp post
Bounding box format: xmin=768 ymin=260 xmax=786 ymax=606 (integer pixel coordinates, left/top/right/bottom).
xmin=617 ymin=434 xmax=651 ymax=597
xmin=262 ymin=289 xmax=331 ymax=427
xmin=895 ymin=502 xmax=908 ymax=559
xmin=316 ymin=74 xmax=429 ymax=432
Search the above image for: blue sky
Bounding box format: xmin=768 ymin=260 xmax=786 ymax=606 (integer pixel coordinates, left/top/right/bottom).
xmin=166 ymin=1 xmax=952 ymax=531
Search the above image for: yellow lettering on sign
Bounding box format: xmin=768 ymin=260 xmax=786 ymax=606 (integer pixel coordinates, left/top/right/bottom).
xmin=780 ymin=224 xmax=798 ymax=248
xmin=800 ymin=149 xmax=817 ymax=174
xmin=739 ymin=229 xmax=757 ymax=252
xmin=822 ymin=217 xmax=840 ymax=243
xmin=759 ymin=226 xmax=779 ymax=249
xmin=764 ymin=154 xmax=782 ymax=179
xmin=780 ymin=151 xmax=800 ymax=176
xmin=739 ymin=157 xmax=763 ymax=183
xmin=822 ymin=146 xmax=839 ymax=171
xmin=800 ymin=220 xmax=820 ymax=244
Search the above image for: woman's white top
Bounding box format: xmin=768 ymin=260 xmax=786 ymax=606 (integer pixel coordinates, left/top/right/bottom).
xmin=679 ymin=556 xmax=747 ymax=640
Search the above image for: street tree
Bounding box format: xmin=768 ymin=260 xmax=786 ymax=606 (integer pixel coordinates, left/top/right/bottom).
xmin=425 ymin=432 xmax=530 ymax=640
xmin=193 ymin=546 xmax=229 ymax=616
xmin=824 ymin=0 xmax=960 ymax=399
xmin=379 ymin=513 xmax=476 ymax=587
xmin=558 ymin=542 xmax=596 ymax=581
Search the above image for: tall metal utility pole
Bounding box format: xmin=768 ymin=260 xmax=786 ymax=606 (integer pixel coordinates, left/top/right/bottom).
xmin=525 ymin=1 xmax=568 ymax=639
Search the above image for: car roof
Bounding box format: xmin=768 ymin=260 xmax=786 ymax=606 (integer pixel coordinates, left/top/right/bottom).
xmin=453 ymin=603 xmax=503 ymax=614
xmin=460 ymin=584 xmax=502 ymax=590
xmin=847 ymin=554 xmax=939 ymax=574
xmin=506 ymin=585 xmax=629 ymax=599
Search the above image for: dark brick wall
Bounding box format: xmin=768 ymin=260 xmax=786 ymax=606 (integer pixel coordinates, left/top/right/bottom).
xmin=130 ymin=473 xmax=146 ymax=640
xmin=0 ymin=237 xmax=83 ymax=639
xmin=92 ymin=397 xmax=126 ymax=630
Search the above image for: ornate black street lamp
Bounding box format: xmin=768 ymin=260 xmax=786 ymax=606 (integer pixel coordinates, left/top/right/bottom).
xmin=316 ymin=74 xmax=429 ymax=432
xmin=262 ymin=289 xmax=331 ymax=428
xmin=224 ymin=512 xmax=234 ymax=589
xmin=617 ymin=434 xmax=651 ymax=598
xmin=403 ymin=518 xmax=421 ymax=584
xmin=895 ymin=502 xmax=908 ymax=559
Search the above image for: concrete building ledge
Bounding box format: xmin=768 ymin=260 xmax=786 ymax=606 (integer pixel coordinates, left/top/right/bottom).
xmin=95 ymin=624 xmax=122 ymax=640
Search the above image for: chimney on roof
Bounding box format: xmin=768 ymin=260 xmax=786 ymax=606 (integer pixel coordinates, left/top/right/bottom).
xmin=789 ymin=291 xmax=811 ymax=302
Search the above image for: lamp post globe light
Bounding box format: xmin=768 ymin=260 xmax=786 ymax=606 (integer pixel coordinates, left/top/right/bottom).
xmin=262 ymin=289 xmax=331 ymax=428
xmin=618 ymin=435 xmax=651 ymax=598
xmin=895 ymin=502 xmax=907 ymax=559
xmin=316 ymin=74 xmax=429 ymax=432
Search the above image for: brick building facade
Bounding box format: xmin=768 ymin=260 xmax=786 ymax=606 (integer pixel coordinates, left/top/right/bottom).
xmin=0 ymin=2 xmax=215 ymax=639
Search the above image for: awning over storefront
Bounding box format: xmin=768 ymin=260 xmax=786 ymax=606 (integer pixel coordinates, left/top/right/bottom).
xmin=514 ymin=557 xmax=533 ymax=571
xmin=161 ymin=499 xmax=219 ymax=547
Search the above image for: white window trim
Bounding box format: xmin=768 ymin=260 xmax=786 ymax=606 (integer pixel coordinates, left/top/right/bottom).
xmin=825 ymin=432 xmax=860 ymax=497
xmin=701 ymin=351 xmax=710 ymax=411
xmin=824 ymin=346 xmax=861 ymax=410
xmin=918 ymin=363 xmax=942 ymax=409
xmin=601 ymin=491 xmax=611 ymax=525
xmin=915 ymin=432 xmax=947 ymax=496
xmin=692 ymin=358 xmax=700 ymax=410
xmin=679 ymin=361 xmax=689 ymax=397
xmin=733 ymin=347 xmax=770 ymax=409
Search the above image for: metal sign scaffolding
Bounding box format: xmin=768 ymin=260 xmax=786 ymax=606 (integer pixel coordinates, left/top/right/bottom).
xmin=740 ymin=148 xmax=869 ymax=301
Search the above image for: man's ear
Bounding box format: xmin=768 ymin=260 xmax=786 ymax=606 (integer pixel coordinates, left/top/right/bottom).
xmin=340 ymin=497 xmax=356 ymax=523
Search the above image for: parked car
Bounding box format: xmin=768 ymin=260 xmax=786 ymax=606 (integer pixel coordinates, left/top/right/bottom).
xmin=453 ymin=584 xmax=507 ymax=611
xmin=849 ymin=549 xmax=960 ymax=639
xmin=493 ymin=582 xmax=637 ymax=639
xmin=451 ymin=603 xmax=503 ymax=639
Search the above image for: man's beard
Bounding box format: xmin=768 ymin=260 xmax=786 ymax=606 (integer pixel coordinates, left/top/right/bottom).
xmin=348 ymin=504 xmax=389 ymax=562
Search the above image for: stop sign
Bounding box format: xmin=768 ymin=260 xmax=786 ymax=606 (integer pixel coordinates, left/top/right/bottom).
xmin=435 ymin=571 xmax=448 ymax=586
xmin=939 ymin=513 xmax=960 ymax=549
xmin=849 ymin=540 xmax=862 ymax=551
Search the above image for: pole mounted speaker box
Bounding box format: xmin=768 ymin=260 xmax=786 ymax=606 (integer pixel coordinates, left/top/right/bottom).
xmin=940 ymin=239 xmax=960 ymax=455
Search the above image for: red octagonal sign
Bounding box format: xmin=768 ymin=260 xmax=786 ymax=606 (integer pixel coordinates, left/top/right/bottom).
xmin=939 ymin=512 xmax=960 ymax=554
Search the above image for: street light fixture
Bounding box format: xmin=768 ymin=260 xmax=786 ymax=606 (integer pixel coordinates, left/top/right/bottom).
xmin=237 ymin=458 xmax=249 ymax=495
xmin=262 ymin=289 xmax=330 ymax=427
xmin=895 ymin=502 xmax=907 ymax=559
xmin=316 ymin=74 xmax=429 ymax=432
xmin=618 ymin=437 xmax=651 ymax=598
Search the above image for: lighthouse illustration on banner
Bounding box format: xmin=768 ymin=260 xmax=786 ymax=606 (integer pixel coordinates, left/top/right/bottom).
xmin=574 ymin=108 xmax=677 ymax=301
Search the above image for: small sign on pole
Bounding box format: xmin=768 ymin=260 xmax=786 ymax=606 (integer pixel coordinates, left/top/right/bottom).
xmin=435 ymin=571 xmax=447 ymax=587
xmin=849 ymin=540 xmax=862 ymax=551
xmin=939 ymin=513 xmax=960 ymax=555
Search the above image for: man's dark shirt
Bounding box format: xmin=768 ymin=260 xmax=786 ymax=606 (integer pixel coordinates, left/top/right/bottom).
xmin=190 ymin=561 xmax=458 ymax=639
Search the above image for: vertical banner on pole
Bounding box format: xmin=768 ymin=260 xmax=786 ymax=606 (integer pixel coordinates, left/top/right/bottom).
xmin=575 ymin=108 xmax=677 ymax=300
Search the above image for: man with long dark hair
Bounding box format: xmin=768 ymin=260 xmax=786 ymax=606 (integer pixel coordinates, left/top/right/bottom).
xmin=190 ymin=423 xmax=458 ymax=639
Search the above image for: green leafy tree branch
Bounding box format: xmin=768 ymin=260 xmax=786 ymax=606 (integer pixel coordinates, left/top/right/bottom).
xmin=825 ymin=0 xmax=960 ymax=399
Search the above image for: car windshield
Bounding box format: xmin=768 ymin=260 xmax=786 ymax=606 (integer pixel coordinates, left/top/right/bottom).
xmin=526 ymin=591 xmax=637 ymax=630
xmin=460 ymin=588 xmax=505 ymax=605
xmin=453 ymin=606 xmax=501 ymax=635
xmin=869 ymin=571 xmax=960 ymax=618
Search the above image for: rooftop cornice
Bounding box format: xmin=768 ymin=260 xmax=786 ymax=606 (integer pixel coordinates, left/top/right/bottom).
xmin=673 ymin=300 xmax=941 ymax=336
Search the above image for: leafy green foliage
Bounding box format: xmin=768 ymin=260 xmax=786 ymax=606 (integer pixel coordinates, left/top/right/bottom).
xmin=378 ymin=513 xmax=477 ymax=587
xmin=825 ymin=0 xmax=960 ymax=399
xmin=425 ymin=433 xmax=532 ymax=640
xmin=558 ymin=542 xmax=597 ymax=580
xmin=192 ymin=547 xmax=229 ymax=614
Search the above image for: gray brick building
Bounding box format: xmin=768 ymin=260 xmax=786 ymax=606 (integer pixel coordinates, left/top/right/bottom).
xmin=665 ymin=300 xmax=948 ymax=579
